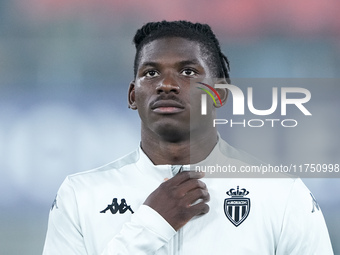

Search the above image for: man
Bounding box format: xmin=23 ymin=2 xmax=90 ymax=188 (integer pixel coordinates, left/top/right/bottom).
xmin=43 ymin=21 xmax=333 ymax=254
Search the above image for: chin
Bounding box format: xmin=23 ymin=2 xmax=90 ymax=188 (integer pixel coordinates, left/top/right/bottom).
xmin=155 ymin=126 xmax=189 ymax=143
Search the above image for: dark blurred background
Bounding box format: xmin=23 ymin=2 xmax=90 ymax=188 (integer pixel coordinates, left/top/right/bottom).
xmin=0 ymin=0 xmax=339 ymax=254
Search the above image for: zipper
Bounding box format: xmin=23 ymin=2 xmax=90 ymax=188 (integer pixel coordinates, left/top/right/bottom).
xmin=169 ymin=219 xmax=183 ymax=255
xmin=169 ymin=165 xmax=184 ymax=255
xmin=176 ymin=228 xmax=183 ymax=255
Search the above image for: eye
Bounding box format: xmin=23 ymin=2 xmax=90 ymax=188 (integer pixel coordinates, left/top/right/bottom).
xmin=144 ymin=70 xmax=160 ymax=77
xmin=181 ymin=69 xmax=197 ymax=76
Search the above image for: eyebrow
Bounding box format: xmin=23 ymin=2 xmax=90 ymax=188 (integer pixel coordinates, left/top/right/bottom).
xmin=178 ymin=60 xmax=201 ymax=66
xmin=140 ymin=59 xmax=201 ymax=68
xmin=139 ymin=61 xmax=159 ymax=68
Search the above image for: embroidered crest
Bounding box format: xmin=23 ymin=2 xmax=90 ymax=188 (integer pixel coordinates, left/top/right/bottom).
xmin=100 ymin=198 xmax=134 ymax=214
xmin=224 ymin=186 xmax=250 ymax=227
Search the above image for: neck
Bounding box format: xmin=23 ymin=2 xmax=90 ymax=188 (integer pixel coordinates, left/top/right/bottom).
xmin=141 ymin=128 xmax=218 ymax=165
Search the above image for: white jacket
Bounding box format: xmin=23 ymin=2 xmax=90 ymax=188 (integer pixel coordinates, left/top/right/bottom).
xmin=43 ymin=139 xmax=333 ymax=254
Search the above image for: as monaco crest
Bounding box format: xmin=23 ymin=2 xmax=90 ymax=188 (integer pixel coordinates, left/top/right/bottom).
xmin=224 ymin=186 xmax=250 ymax=227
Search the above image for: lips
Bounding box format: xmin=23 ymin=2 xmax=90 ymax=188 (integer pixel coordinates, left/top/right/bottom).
xmin=151 ymin=100 xmax=185 ymax=114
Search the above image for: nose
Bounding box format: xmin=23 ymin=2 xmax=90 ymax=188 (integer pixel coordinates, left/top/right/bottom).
xmin=156 ymin=74 xmax=180 ymax=94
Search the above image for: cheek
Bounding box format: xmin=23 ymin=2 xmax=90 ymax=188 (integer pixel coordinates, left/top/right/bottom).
xmin=190 ymin=90 xmax=204 ymax=108
xmin=134 ymin=89 xmax=142 ymax=103
xmin=134 ymin=87 xmax=149 ymax=108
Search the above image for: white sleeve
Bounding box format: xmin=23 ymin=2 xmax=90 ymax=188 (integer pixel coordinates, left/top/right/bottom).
xmin=101 ymin=205 xmax=176 ymax=255
xmin=43 ymin=177 xmax=176 ymax=255
xmin=43 ymin=177 xmax=87 ymax=255
xmin=276 ymin=178 xmax=334 ymax=255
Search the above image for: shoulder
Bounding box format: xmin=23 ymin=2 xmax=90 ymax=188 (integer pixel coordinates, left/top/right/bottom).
xmin=64 ymin=149 xmax=140 ymax=186
xmin=218 ymin=138 xmax=265 ymax=166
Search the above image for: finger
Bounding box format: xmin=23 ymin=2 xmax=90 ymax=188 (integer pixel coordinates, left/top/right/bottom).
xmin=169 ymin=171 xmax=205 ymax=186
xmin=188 ymin=201 xmax=210 ymax=216
xmin=176 ymin=179 xmax=207 ymax=197
xmin=184 ymin=188 xmax=210 ymax=206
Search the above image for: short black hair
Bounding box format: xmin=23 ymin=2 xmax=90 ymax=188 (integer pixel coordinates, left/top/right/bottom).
xmin=132 ymin=20 xmax=230 ymax=80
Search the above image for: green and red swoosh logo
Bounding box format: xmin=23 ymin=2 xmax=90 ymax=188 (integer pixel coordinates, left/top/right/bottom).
xmin=196 ymin=82 xmax=223 ymax=106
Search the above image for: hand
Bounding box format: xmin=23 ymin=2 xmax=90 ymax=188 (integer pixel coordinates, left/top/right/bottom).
xmin=143 ymin=171 xmax=210 ymax=231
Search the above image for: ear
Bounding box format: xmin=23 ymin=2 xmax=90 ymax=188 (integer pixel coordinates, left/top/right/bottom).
xmin=128 ymin=81 xmax=137 ymax=110
xmin=214 ymin=78 xmax=228 ymax=108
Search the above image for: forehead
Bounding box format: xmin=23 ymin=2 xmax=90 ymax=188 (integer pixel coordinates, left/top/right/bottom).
xmin=138 ymin=37 xmax=208 ymax=67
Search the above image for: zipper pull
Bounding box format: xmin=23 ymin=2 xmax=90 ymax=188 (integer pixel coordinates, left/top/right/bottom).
xmin=171 ymin=165 xmax=183 ymax=176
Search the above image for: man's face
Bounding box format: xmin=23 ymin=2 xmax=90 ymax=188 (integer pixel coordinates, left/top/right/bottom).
xmin=129 ymin=37 xmax=215 ymax=142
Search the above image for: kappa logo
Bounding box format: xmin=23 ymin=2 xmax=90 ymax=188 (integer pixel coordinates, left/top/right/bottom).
xmin=100 ymin=198 xmax=134 ymax=214
xmin=224 ymin=186 xmax=250 ymax=227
